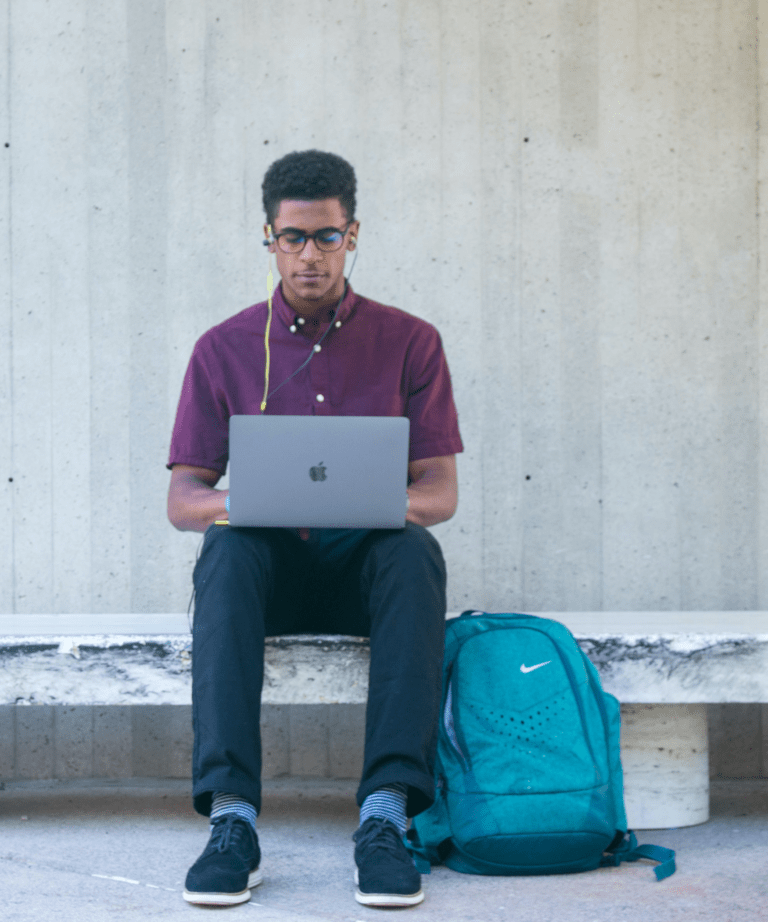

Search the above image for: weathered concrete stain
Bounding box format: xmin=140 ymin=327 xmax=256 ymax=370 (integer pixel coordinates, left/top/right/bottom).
xmin=3 ymin=631 xmax=768 ymax=707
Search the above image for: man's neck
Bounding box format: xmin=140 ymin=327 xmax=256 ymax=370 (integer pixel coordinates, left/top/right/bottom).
xmin=281 ymin=280 xmax=347 ymax=321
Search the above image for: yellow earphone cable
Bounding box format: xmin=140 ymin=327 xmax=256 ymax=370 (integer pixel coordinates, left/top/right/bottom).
xmin=260 ymin=226 xmax=274 ymax=412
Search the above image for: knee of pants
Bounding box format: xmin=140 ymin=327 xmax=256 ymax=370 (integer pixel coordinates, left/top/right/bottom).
xmin=361 ymin=524 xmax=448 ymax=637
xmin=191 ymin=528 xmax=287 ymax=637
xmin=404 ymin=520 xmax=445 ymax=566
xmin=364 ymin=521 xmax=447 ymax=584
xmin=194 ymin=525 xmax=278 ymax=588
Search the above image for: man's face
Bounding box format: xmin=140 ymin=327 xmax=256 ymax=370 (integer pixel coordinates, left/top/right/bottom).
xmin=265 ymin=198 xmax=359 ymax=318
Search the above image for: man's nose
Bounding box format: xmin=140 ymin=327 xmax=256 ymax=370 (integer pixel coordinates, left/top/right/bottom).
xmin=299 ymin=237 xmax=322 ymax=259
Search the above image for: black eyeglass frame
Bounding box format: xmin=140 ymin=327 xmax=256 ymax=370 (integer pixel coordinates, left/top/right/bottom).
xmin=264 ymin=222 xmax=353 ymax=254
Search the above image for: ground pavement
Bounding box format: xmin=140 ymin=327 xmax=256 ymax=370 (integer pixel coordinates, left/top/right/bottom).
xmin=1 ymin=777 xmax=767 ymax=921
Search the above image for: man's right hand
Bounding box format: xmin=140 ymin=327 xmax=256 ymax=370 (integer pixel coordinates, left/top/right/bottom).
xmin=167 ymin=465 xmax=228 ymax=532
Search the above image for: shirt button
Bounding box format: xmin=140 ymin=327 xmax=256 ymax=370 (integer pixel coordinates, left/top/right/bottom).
xmin=313 ymin=344 xmax=321 ymax=352
xmin=335 ymin=320 xmax=342 ymax=328
xmin=316 ymin=394 xmax=324 ymax=403
xmin=297 ymin=317 xmax=306 ymax=325
xmin=289 ymin=325 xmax=297 ymax=333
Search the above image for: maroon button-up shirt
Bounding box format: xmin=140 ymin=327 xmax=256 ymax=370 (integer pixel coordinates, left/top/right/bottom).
xmin=168 ymin=282 xmax=463 ymax=475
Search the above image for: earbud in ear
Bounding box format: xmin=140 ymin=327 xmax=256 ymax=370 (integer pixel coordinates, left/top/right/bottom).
xmin=350 ymin=235 xmax=357 ymax=246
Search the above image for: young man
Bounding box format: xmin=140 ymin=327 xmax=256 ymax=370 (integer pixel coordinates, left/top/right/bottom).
xmin=167 ymin=150 xmax=463 ymax=908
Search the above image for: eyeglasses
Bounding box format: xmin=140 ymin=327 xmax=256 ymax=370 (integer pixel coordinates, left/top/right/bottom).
xmin=271 ymin=223 xmax=352 ymax=254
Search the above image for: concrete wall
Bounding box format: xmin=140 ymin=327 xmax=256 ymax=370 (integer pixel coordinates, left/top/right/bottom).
xmin=1 ymin=0 xmax=765 ymax=617
xmin=3 ymin=704 xmax=767 ymax=784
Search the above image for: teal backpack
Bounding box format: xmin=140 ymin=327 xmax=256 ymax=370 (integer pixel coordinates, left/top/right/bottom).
xmin=408 ymin=612 xmax=675 ymax=880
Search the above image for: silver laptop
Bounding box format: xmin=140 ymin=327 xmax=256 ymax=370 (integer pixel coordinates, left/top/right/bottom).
xmin=228 ymin=415 xmax=410 ymax=529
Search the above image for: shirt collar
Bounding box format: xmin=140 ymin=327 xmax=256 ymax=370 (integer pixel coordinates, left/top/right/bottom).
xmin=273 ymin=280 xmax=357 ymax=333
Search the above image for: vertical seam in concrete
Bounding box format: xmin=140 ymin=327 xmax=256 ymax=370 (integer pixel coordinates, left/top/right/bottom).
xmin=595 ymin=6 xmax=611 ymax=610
xmin=6 ymin=0 xmax=14 ymax=614
xmin=517 ymin=4 xmax=526 ymax=605
xmin=52 ymin=704 xmax=59 ymax=780
xmin=11 ymin=705 xmax=17 ymax=779
xmin=754 ymin=1 xmax=762 ymax=610
xmin=478 ymin=5 xmax=486 ymax=607
xmin=86 ymin=8 xmax=96 ymax=615
xmin=89 ymin=704 xmax=95 ymax=778
xmin=670 ymin=6 xmax=682 ymax=608
xmin=440 ymin=0 xmax=445 ymax=263
xmin=596 ymin=2 xmax=604 ymax=612
xmin=633 ymin=0 xmax=644 ymax=607
xmin=516 ymin=8 xmax=524 ymax=611
xmin=758 ymin=0 xmax=766 ymax=607
xmin=129 ymin=704 xmax=136 ymax=777
xmin=49 ymin=259 xmax=55 ymax=612
xmin=675 ymin=1 xmax=683 ymax=612
xmin=439 ymin=0 xmax=444 ymax=278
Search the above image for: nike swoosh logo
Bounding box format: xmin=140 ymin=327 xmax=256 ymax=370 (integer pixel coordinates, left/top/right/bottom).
xmin=520 ymin=661 xmax=551 ymax=674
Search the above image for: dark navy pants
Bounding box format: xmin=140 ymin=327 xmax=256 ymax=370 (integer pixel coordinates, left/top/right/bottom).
xmin=190 ymin=522 xmax=447 ymax=819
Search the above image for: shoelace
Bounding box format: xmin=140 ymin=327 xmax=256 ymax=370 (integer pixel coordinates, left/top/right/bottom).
xmin=210 ymin=815 xmax=249 ymax=854
xmin=355 ymin=820 xmax=407 ymax=860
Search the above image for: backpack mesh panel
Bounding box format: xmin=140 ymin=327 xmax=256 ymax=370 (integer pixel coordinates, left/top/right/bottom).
xmin=448 ymin=631 xmax=604 ymax=794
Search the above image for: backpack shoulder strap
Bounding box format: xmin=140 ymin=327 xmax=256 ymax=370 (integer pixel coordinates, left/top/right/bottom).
xmin=406 ymin=785 xmax=454 ymax=873
xmin=601 ymin=831 xmax=676 ymax=881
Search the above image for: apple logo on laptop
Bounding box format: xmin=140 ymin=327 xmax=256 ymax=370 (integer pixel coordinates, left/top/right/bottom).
xmin=309 ymin=462 xmax=327 ymax=482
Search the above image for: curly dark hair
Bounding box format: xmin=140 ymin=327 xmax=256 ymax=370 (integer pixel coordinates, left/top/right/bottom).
xmin=261 ymin=150 xmax=357 ymax=226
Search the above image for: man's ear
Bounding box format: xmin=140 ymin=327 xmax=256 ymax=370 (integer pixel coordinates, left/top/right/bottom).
xmin=347 ymin=221 xmax=360 ymax=250
xmin=263 ymin=223 xmax=276 ymax=251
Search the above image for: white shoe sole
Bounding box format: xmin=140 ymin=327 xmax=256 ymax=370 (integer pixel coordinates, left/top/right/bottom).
xmin=183 ymin=868 xmax=263 ymax=905
xmin=354 ymin=868 xmax=424 ymax=907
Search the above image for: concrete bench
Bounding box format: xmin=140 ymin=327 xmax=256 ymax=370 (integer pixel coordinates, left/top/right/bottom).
xmin=2 ymin=611 xmax=766 ymax=830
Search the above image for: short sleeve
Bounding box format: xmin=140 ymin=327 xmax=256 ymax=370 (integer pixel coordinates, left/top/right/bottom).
xmin=167 ymin=341 xmax=230 ymax=474
xmin=405 ymin=326 xmax=463 ymax=462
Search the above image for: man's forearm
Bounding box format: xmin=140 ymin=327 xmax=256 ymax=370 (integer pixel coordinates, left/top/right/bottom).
xmin=406 ymin=484 xmax=456 ymax=527
xmin=168 ymin=467 xmax=228 ymax=533
xmin=406 ymin=456 xmax=458 ymax=528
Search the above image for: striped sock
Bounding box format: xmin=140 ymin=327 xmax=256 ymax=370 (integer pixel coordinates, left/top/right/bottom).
xmin=360 ymin=783 xmax=408 ymax=836
xmin=210 ymin=792 xmax=258 ymax=832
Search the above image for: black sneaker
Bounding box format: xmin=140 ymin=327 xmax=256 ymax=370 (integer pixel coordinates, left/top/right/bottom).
xmin=353 ymin=817 xmax=424 ymax=907
xmin=183 ymin=814 xmax=262 ymax=906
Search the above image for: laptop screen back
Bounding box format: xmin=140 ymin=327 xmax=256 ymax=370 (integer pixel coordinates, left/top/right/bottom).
xmin=228 ymin=415 xmax=410 ymax=529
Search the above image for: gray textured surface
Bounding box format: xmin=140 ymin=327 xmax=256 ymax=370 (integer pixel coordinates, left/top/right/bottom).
xmin=3 ymin=700 xmax=767 ymax=786
xmin=0 ymin=634 xmax=372 ymax=706
xmin=1 ymin=778 xmax=767 ymax=921
xmin=0 ymin=703 xmax=368 ymax=785
xmin=0 ymin=1 xmax=766 ymax=620
xmin=3 ymin=617 xmax=768 ymax=787
xmin=6 ymin=627 xmax=768 ymax=706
